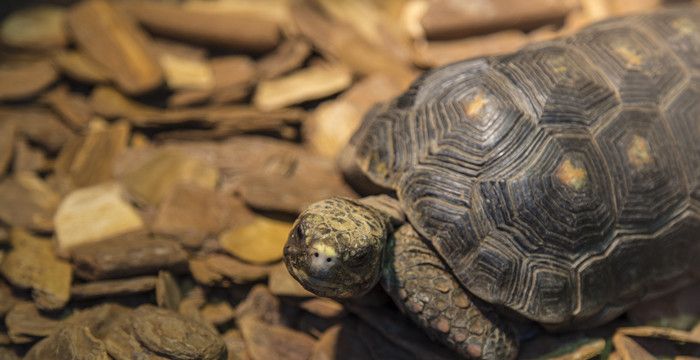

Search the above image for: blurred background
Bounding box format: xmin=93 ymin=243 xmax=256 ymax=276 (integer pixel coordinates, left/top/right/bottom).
xmin=0 ymin=0 xmax=699 ymax=359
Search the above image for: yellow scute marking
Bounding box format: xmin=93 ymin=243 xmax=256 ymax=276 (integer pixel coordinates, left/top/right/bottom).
xmin=627 ymin=135 xmax=653 ymax=169
xmin=614 ymin=45 xmax=643 ymax=67
xmin=462 ymin=92 xmax=489 ymax=118
xmin=672 ymin=18 xmax=695 ymax=35
xmin=556 ymin=158 xmax=588 ymax=191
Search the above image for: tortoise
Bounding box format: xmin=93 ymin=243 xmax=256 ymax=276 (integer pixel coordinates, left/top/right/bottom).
xmin=284 ymin=7 xmax=700 ymax=359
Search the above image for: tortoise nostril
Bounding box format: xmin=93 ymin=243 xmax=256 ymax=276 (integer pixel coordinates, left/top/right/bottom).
xmin=326 ymin=257 xmax=332 ymax=262
xmin=314 ymin=252 xmax=319 ymax=257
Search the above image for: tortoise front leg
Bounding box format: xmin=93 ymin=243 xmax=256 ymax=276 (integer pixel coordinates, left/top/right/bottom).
xmin=381 ymin=224 xmax=519 ymax=360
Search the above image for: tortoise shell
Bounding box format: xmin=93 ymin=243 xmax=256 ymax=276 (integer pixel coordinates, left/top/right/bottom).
xmin=348 ymin=8 xmax=700 ymax=325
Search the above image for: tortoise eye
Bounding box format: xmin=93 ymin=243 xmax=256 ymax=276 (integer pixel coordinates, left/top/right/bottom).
xmin=294 ymin=226 xmax=304 ymax=239
xmin=347 ymin=248 xmax=371 ymax=268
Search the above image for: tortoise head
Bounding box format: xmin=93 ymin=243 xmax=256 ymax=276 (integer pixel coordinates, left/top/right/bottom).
xmin=284 ymin=197 xmax=391 ymax=298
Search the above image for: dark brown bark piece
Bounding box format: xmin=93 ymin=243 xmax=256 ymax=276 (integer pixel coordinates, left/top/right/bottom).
xmin=70 ymin=235 xmax=188 ymax=280
xmin=0 ymin=59 xmax=57 ymax=101
xmin=120 ymin=0 xmax=279 ymax=53
xmin=156 ymin=270 xmax=182 ymax=311
xmin=71 ymin=276 xmax=157 ymax=299
xmin=67 ymin=0 xmax=162 ymax=94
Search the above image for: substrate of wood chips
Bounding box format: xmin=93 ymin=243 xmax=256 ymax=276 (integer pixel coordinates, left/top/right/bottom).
xmin=0 ymin=0 xmax=698 ymax=359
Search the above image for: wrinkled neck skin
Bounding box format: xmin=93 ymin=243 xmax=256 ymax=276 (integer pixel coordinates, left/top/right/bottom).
xmin=284 ymin=197 xmax=395 ymax=299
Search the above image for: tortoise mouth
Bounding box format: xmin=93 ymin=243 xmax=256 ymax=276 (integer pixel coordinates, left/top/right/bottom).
xmin=286 ymin=264 xmax=351 ymax=298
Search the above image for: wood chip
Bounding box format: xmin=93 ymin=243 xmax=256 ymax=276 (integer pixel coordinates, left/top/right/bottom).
xmin=548 ymin=338 xmax=607 ymax=360
xmin=53 ymin=50 xmax=110 ymax=84
xmin=54 ymin=182 xmax=144 ymax=253
xmin=0 ymin=59 xmax=57 ymax=101
xmin=304 ymin=73 xmax=403 ymax=157
xmin=90 ymin=86 xmax=306 ymax=131
xmin=235 ymin=284 xmax=282 ymax=324
xmin=159 ymin=52 xmax=214 ymax=91
xmin=189 ymin=258 xmax=225 ymax=286
xmin=67 ymin=0 xmax=162 ymax=94
xmin=70 ymin=235 xmax=188 ymax=280
xmin=156 ymin=270 xmax=181 ymax=311
xmin=291 ymin=1 xmax=415 ymax=86
xmin=268 ymin=262 xmax=314 ymax=297
xmin=41 ymin=86 xmax=93 ymax=130
xmin=24 ymin=325 xmax=111 ymax=360
xmin=257 ymin=38 xmax=312 ymax=80
xmin=238 ymin=317 xmax=316 ymax=360
xmin=71 ymin=276 xmax=157 ymax=299
xmin=238 ymin=150 xmax=356 ymax=214
xmin=0 ymin=121 xmax=16 ymax=176
xmin=5 ymin=302 xmax=62 ymax=343
xmin=99 ymin=305 xmax=225 ymax=360
xmin=1 ymin=5 xmax=68 ymax=49
xmin=201 ymin=302 xmax=235 ymax=326
xmin=0 ymin=281 xmax=18 ymax=317
xmin=254 ymin=63 xmax=352 ymax=111
xmin=0 ymin=107 xmax=75 ymax=153
xmin=613 ymin=333 xmax=655 ymax=360
xmin=178 ymin=286 xmax=207 ymax=320
xmin=54 ymin=119 xmax=130 ymax=188
xmin=14 ymin=137 xmax=50 ymax=173
xmin=413 ymin=30 xmax=529 ymax=68
xmin=0 ymin=173 xmax=60 ymax=232
xmin=193 ymin=254 xmax=271 ymax=286
xmin=222 ymin=329 xmax=251 ymax=360
xmin=121 ymin=0 xmax=279 ymax=53
xmin=419 ymin=0 xmax=578 ymax=39
xmin=152 ymin=184 xmax=253 ymax=248
xmin=0 ymin=229 xmax=72 ymax=310
xmin=209 ymin=56 xmax=256 ymax=104
xmin=219 ymin=216 xmax=292 ymax=264
xmin=120 ymin=148 xmax=219 ymax=205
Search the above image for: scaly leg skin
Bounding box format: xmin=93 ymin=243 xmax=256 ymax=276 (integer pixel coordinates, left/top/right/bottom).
xmin=381 ymin=224 xmax=519 ymax=360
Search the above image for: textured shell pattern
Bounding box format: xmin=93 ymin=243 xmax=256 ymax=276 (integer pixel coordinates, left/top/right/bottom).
xmin=349 ymin=8 xmax=700 ymax=325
